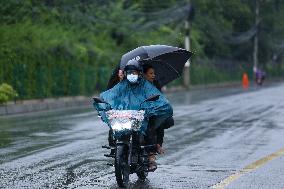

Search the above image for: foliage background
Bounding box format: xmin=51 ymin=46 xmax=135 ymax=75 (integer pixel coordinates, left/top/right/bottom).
xmin=0 ymin=0 xmax=284 ymax=99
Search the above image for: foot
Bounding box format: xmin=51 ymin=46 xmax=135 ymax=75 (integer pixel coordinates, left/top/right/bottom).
xmin=156 ymin=144 xmax=165 ymax=154
xmin=148 ymin=154 xmax=157 ymax=172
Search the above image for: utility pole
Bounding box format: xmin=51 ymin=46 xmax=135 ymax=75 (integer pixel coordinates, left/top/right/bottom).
xmin=253 ymin=0 xmax=260 ymax=77
xmin=183 ymin=19 xmax=191 ymax=88
xmin=183 ymin=3 xmax=194 ymax=88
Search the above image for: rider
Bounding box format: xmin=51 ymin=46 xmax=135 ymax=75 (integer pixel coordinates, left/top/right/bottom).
xmin=255 ymin=68 xmax=266 ymax=85
xmin=97 ymin=59 xmax=173 ymax=171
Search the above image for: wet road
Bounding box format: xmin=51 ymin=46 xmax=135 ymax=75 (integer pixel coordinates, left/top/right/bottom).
xmin=1 ymin=83 xmax=284 ymax=189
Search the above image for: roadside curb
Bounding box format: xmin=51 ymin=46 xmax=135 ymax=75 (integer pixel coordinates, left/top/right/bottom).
xmin=0 ymin=96 xmax=93 ymax=117
xmin=0 ymin=82 xmax=242 ymax=117
xmin=1 ymin=79 xmax=282 ymax=117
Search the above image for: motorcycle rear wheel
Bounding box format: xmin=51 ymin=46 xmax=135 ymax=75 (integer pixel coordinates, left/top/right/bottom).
xmin=115 ymin=145 xmax=130 ymax=188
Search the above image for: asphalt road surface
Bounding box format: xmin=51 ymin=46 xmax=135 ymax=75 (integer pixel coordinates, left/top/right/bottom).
xmin=1 ymin=83 xmax=284 ymax=189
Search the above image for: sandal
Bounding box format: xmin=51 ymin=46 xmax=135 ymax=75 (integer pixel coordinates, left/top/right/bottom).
xmin=156 ymin=144 xmax=165 ymax=154
xmin=148 ymin=154 xmax=157 ymax=172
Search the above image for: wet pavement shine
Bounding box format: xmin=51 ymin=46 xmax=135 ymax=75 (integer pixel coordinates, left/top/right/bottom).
xmin=1 ymin=83 xmax=284 ymax=189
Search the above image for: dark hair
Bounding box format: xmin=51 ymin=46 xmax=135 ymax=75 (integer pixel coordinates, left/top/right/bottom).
xmin=143 ymin=64 xmax=154 ymax=74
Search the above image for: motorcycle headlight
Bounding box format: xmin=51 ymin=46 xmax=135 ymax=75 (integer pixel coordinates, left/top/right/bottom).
xmin=112 ymin=121 xmax=132 ymax=131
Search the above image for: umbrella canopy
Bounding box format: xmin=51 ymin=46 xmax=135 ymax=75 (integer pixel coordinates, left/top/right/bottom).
xmin=107 ymin=45 xmax=192 ymax=89
xmin=120 ymin=45 xmax=186 ymax=70
xmin=141 ymin=49 xmax=192 ymax=86
xmin=121 ymin=45 xmax=192 ymax=87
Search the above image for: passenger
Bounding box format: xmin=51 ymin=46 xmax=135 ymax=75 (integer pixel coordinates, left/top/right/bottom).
xmin=143 ymin=64 xmax=175 ymax=154
xmin=143 ymin=64 xmax=161 ymax=91
xmin=106 ymin=65 xmax=124 ymax=90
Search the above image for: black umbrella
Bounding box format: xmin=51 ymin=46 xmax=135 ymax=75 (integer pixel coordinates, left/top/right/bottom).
xmin=121 ymin=45 xmax=192 ymax=87
xmin=107 ymin=45 xmax=192 ymax=89
xmin=120 ymin=45 xmax=187 ymax=70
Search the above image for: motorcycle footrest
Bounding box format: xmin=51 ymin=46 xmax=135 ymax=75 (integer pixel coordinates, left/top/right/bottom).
xmin=138 ymin=165 xmax=157 ymax=172
xmin=104 ymin=154 xmax=115 ymax=158
xmin=146 ymin=167 xmax=157 ymax=172
xmin=141 ymin=153 xmax=158 ymax=157
xmin=102 ymin=145 xmax=112 ymax=149
xmin=140 ymin=145 xmax=156 ymax=149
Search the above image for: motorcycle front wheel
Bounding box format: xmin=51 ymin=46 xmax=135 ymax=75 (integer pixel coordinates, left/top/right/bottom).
xmin=115 ymin=145 xmax=130 ymax=188
xmin=136 ymin=170 xmax=148 ymax=181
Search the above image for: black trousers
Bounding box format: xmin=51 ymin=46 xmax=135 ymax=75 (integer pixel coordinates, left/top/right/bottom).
xmin=156 ymin=126 xmax=165 ymax=146
xmin=145 ymin=118 xmax=155 ymax=145
xmin=156 ymin=116 xmax=174 ymax=146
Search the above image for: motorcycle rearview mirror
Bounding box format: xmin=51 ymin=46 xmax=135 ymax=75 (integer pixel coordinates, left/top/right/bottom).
xmin=93 ymin=97 xmax=106 ymax=104
xmin=145 ymin=95 xmax=160 ymax=102
xmin=140 ymin=95 xmax=160 ymax=108
xmin=93 ymin=97 xmax=112 ymax=110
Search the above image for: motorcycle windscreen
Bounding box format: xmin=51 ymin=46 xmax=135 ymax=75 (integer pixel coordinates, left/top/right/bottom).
xmin=106 ymin=110 xmax=145 ymax=137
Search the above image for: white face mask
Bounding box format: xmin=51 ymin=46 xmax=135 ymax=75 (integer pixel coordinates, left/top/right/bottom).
xmin=127 ymin=74 xmax=138 ymax=83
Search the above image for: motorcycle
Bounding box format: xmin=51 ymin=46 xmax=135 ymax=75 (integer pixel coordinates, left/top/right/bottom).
xmin=93 ymin=95 xmax=160 ymax=188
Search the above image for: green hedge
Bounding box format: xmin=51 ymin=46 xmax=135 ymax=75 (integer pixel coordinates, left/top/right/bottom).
xmin=0 ymin=22 xmax=120 ymax=99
